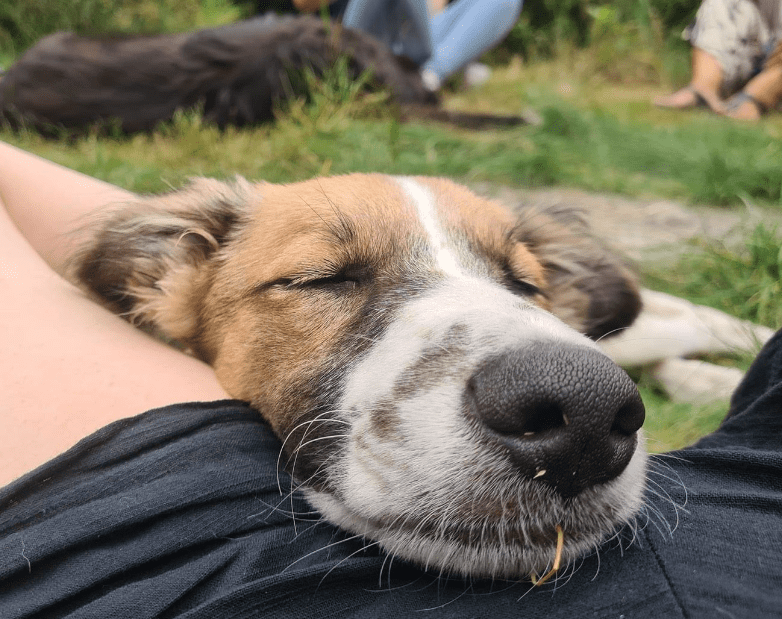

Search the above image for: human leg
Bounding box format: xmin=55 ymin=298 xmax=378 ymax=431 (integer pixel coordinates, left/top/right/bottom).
xmin=422 ymin=0 xmax=522 ymax=82
xmin=0 ymin=143 xmax=228 ymax=487
xmin=654 ymin=0 xmax=769 ymax=111
xmin=723 ymin=41 xmax=782 ymax=119
xmin=342 ymin=0 xmax=432 ymax=65
xmin=653 ymin=47 xmax=724 ymax=111
xmin=0 ymin=142 xmax=135 ymax=276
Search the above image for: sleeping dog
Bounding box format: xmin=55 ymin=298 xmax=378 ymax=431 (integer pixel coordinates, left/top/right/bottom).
xmin=71 ymin=174 xmax=646 ymax=580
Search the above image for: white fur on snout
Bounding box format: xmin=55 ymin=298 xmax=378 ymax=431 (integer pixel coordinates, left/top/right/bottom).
xmin=338 ymin=277 xmax=600 ymax=512
xmin=306 ymin=274 xmax=647 ymax=578
xmin=342 ymin=276 xmax=594 ymax=416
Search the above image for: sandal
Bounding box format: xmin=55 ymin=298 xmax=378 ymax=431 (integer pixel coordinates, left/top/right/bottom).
xmin=724 ymin=91 xmax=768 ymax=116
xmin=654 ymin=85 xmax=712 ymax=110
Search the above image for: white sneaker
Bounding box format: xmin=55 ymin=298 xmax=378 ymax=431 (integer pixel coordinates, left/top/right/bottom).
xmin=420 ymin=68 xmax=441 ymax=92
xmin=463 ymin=62 xmax=492 ymax=88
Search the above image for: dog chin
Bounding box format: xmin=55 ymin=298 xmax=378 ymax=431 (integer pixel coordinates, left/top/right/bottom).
xmin=303 ymin=436 xmax=647 ymax=580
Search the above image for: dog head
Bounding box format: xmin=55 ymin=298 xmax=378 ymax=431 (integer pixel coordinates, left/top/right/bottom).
xmin=73 ymin=174 xmax=645 ymax=579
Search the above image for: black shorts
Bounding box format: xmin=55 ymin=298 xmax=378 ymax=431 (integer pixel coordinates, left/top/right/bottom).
xmin=2 ymin=333 xmax=782 ymax=618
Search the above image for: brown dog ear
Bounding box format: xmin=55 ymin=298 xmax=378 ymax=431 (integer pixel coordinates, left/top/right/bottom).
xmin=512 ymin=205 xmax=642 ymax=340
xmin=70 ymin=177 xmax=251 ymax=345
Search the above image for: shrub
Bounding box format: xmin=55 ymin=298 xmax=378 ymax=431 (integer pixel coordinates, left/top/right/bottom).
xmin=490 ymin=0 xmax=699 ymax=61
xmin=0 ymin=0 xmax=245 ymax=56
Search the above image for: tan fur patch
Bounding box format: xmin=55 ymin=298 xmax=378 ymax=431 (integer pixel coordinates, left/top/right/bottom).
xmin=197 ymin=175 xmax=425 ymax=434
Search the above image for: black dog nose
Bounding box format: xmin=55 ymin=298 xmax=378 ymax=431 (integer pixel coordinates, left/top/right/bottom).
xmin=466 ymin=342 xmax=645 ymax=498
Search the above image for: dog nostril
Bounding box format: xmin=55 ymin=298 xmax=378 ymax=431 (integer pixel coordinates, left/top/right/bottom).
xmin=481 ymin=400 xmax=568 ymax=437
xmin=467 ymin=343 xmax=645 ymax=497
xmin=466 ymin=375 xmax=569 ymax=438
xmin=519 ymin=402 xmax=567 ymax=435
xmin=612 ymin=395 xmax=646 ymax=436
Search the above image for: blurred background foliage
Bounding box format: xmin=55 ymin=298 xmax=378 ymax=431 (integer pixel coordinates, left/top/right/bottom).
xmin=490 ymin=0 xmax=696 ymax=61
xmin=0 ymin=0 xmax=246 ymax=55
xmin=0 ymin=0 xmax=698 ymax=62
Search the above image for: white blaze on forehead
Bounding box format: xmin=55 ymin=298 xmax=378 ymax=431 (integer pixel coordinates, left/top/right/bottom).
xmin=396 ymin=176 xmax=466 ymax=278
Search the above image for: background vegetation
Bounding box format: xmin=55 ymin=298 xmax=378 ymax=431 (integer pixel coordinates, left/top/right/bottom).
xmin=1 ymin=0 xmax=779 ymax=451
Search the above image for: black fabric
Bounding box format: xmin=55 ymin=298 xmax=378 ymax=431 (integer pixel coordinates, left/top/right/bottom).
xmin=2 ymin=333 xmax=782 ymax=618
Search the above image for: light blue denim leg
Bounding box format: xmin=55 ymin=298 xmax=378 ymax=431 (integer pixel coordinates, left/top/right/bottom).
xmin=423 ymin=0 xmax=523 ymax=80
xmin=342 ymin=0 xmax=433 ymax=65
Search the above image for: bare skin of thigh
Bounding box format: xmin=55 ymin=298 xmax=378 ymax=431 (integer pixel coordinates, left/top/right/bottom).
xmin=0 ymin=142 xmax=229 ymax=487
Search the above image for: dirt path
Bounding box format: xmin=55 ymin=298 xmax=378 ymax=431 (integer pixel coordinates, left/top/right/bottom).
xmin=473 ymin=183 xmax=781 ymax=266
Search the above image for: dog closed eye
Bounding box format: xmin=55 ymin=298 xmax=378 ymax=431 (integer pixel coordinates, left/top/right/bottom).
xmin=503 ymin=272 xmax=544 ymax=298
xmin=290 ymin=266 xmax=369 ymax=292
xmin=71 ymin=172 xmax=645 ymax=580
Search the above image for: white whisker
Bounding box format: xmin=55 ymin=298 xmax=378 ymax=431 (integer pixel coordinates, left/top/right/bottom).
xmin=282 ymin=532 xmax=368 ymax=574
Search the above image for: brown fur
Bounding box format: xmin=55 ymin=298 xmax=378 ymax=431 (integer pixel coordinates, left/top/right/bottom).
xmin=511 ymin=205 xmax=642 ymax=339
xmin=71 ymin=175 xmax=640 ymax=474
xmin=0 ymin=15 xmax=434 ymax=133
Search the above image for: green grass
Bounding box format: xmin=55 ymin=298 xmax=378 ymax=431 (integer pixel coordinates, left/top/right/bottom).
xmin=0 ymin=0 xmax=246 ymax=55
xmin=2 ymin=15 xmax=779 ymax=453
xmin=6 ymin=71 xmax=782 ymax=207
xmin=646 ymin=223 xmax=782 ymax=328
xmin=636 ymin=385 xmax=728 ymax=453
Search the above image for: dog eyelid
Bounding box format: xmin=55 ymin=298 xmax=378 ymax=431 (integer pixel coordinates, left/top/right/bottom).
xmin=508 ymin=279 xmax=544 ymax=298
xmin=303 ymin=273 xmax=361 ymax=291
xmin=265 ymin=267 xmax=367 ymax=293
xmin=501 ymin=265 xmax=544 ymax=298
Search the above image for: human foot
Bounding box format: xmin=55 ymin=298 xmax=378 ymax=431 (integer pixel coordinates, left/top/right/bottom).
xmin=722 ymin=91 xmax=766 ymax=121
xmin=653 ymin=85 xmax=720 ymax=111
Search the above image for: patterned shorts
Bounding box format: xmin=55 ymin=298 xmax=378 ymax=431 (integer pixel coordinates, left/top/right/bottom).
xmin=687 ymin=0 xmax=782 ymax=93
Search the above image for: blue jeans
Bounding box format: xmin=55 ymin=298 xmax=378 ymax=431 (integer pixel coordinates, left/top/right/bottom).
xmin=342 ymin=0 xmax=523 ymax=81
